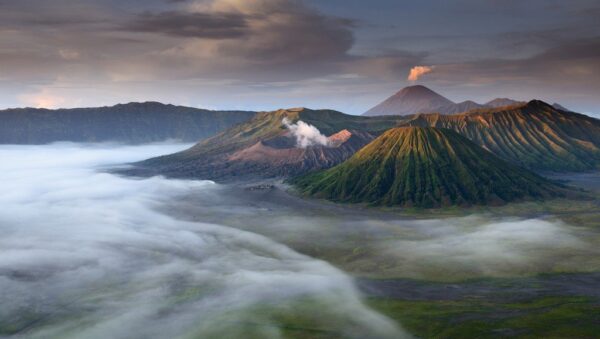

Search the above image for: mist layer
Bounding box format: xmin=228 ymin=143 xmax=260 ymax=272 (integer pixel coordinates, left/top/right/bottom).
xmin=0 ymin=143 xmax=406 ymax=338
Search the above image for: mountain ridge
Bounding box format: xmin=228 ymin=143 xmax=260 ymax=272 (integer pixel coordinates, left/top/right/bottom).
xmin=363 ymin=85 xmax=454 ymax=116
xmin=485 ymin=98 xmax=525 ymax=108
xmin=130 ymin=107 xmax=404 ymax=180
xmin=130 ymin=101 xmax=600 ymax=180
xmin=0 ymin=102 xmax=255 ymax=144
xmin=400 ymin=100 xmax=600 ymax=171
xmin=363 ymin=85 xmax=532 ymax=116
xmin=292 ymin=127 xmax=567 ymax=208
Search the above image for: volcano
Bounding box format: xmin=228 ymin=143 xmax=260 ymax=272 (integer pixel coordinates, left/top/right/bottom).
xmin=363 ymin=85 xmax=454 ymax=116
xmin=292 ymin=127 xmax=566 ymax=207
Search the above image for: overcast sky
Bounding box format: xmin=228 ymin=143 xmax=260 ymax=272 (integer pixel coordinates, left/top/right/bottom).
xmin=1 ymin=0 xmax=599 ymax=115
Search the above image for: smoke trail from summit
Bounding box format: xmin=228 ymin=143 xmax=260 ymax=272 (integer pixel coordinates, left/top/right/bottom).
xmin=407 ymin=65 xmax=434 ymax=81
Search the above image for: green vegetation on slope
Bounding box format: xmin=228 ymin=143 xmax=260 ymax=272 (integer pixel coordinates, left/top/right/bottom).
xmin=402 ymin=100 xmax=600 ymax=171
xmin=369 ymin=295 xmax=600 ymax=339
xmin=293 ymin=127 xmax=566 ymax=207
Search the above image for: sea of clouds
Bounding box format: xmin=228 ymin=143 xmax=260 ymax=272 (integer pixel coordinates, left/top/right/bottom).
xmin=167 ymin=187 xmax=599 ymax=281
xmin=0 ymin=143 xmax=405 ymax=338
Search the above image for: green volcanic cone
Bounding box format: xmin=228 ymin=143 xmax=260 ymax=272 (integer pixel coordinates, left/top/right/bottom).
xmin=292 ymin=127 xmax=566 ymax=208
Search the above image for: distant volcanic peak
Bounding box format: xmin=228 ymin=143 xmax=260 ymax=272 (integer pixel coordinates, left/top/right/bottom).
xmin=475 ymin=99 xmax=548 ymax=114
xmin=293 ymin=126 xmax=565 ymax=207
xmin=434 ymin=100 xmax=484 ymax=115
xmin=363 ymin=85 xmax=454 ymax=116
xmin=396 ymin=84 xmax=440 ymax=95
xmin=484 ymin=98 xmax=524 ymax=108
xmin=552 ymin=103 xmax=572 ymax=112
xmin=393 ymin=85 xmax=453 ymax=104
xmin=365 ymin=86 xmax=548 ymax=117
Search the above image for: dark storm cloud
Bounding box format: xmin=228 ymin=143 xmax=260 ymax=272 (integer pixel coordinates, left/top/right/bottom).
xmin=431 ymin=38 xmax=600 ymax=90
xmin=11 ymin=16 xmax=101 ymax=28
xmin=125 ymin=11 xmax=248 ymax=39
xmin=541 ymin=38 xmax=600 ymax=61
xmin=0 ymin=1 xmax=113 ymax=29
xmin=179 ymin=0 xmax=356 ymax=63
xmin=108 ymin=0 xmax=358 ymax=82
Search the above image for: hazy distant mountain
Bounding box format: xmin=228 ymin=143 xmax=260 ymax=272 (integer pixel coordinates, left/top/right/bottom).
xmin=402 ymin=100 xmax=600 ymax=171
xmin=552 ymin=103 xmax=572 ymax=112
xmin=0 ymin=102 xmax=254 ymax=144
xmin=434 ymin=100 xmax=484 ymax=115
xmin=363 ymin=85 xmax=454 ymax=116
xmin=485 ymin=98 xmax=525 ymax=108
xmin=292 ymin=127 xmax=565 ymax=208
xmin=130 ymin=108 xmax=403 ymax=181
xmin=363 ymin=85 xmax=525 ymax=116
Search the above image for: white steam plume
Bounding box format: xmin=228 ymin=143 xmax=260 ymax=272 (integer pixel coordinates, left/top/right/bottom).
xmin=407 ymin=65 xmax=434 ymax=81
xmin=282 ymin=117 xmax=331 ymax=148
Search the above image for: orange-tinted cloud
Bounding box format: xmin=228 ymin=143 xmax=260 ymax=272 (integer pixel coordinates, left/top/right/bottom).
xmin=19 ymin=89 xmax=67 ymax=109
xmin=407 ymin=65 xmax=434 ymax=81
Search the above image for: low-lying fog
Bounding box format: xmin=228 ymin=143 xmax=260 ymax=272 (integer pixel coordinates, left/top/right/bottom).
xmin=1 ymin=143 xmax=598 ymax=338
xmin=0 ymin=143 xmax=404 ymax=338
xmin=168 ymin=184 xmax=600 ymax=281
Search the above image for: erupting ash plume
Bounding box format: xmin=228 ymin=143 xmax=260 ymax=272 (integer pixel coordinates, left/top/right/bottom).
xmin=407 ymin=65 xmax=434 ymax=81
xmin=282 ymin=117 xmax=331 ymax=148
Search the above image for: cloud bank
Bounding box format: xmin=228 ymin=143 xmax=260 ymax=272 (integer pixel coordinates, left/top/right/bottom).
xmin=0 ymin=143 xmax=405 ymax=338
xmin=163 ymin=183 xmax=600 ymax=283
xmin=375 ymin=216 xmax=596 ymax=279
